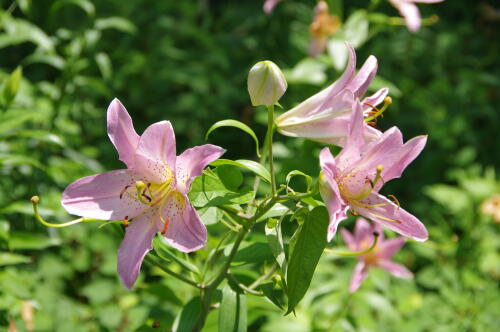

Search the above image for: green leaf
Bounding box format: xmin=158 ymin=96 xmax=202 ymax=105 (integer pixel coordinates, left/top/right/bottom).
xmin=0 ymin=16 xmax=54 ymax=51
xmin=197 ymin=206 xmax=223 ymax=225
xmin=9 ymin=232 xmax=61 ymax=250
xmin=327 ymin=38 xmax=349 ymax=71
xmin=219 ymin=285 xmax=247 ymax=332
xmin=0 ymin=220 xmax=9 ymax=249
xmin=0 ymin=252 xmax=30 ymax=266
xmin=260 ymin=281 xmax=284 ymax=310
xmin=217 ymin=165 xmax=243 ymax=191
xmin=2 ymin=66 xmax=22 ymax=106
xmin=283 ymin=58 xmax=327 ymax=85
xmin=153 ymin=236 xmax=200 ymax=275
xmin=188 ymin=170 xmax=254 ymax=208
xmin=343 ymin=10 xmax=369 ymax=48
xmin=265 ymin=219 xmax=287 ymax=273
xmin=51 ymin=0 xmax=95 ymax=16
xmin=210 ymin=159 xmax=271 ymax=183
xmin=172 ymin=296 xmax=202 ymax=332
xmin=95 ymin=52 xmax=112 ymax=80
xmin=206 ymin=119 xmax=261 ymax=157
xmin=0 ymin=109 xmax=43 ymax=135
xmin=256 ymin=203 xmax=290 ymax=222
xmin=286 ymin=170 xmax=313 ymax=192
xmin=286 ymin=206 xmax=329 ymax=314
xmin=233 ymin=242 xmax=274 ymax=265
xmin=95 ymin=17 xmax=137 ymax=34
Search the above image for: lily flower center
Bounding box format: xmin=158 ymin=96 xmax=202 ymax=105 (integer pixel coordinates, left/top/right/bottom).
xmin=119 ymin=166 xmax=185 ymax=232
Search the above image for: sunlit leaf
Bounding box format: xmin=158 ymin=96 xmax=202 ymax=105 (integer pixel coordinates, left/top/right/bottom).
xmin=0 ymin=252 xmax=30 ymax=266
xmin=172 ymin=296 xmax=202 ymax=332
xmin=95 ymin=17 xmax=137 ymax=34
xmin=210 ymin=159 xmax=271 ymax=183
xmin=286 ymin=206 xmax=329 ymax=314
xmin=2 ymin=67 xmax=22 ymax=106
xmin=219 ymin=285 xmax=247 ymax=332
xmin=206 ymin=119 xmax=261 ymax=157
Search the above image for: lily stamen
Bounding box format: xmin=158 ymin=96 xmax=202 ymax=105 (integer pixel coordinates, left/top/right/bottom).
xmin=388 ymin=194 xmax=401 ymax=210
xmin=160 ymin=216 xmax=170 ymax=235
xmin=364 ymin=96 xmax=392 ymax=123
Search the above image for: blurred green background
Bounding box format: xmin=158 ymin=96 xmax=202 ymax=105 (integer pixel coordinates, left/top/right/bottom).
xmin=0 ymin=0 xmax=499 ymax=331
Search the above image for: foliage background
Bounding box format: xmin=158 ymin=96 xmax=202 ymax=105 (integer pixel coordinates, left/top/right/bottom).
xmin=0 ymin=0 xmax=499 ymax=330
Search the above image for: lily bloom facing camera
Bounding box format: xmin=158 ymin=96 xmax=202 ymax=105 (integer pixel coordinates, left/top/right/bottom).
xmin=61 ymin=99 xmax=225 ymax=288
xmin=319 ymin=99 xmax=428 ymax=242
xmin=342 ymin=218 xmax=413 ymax=292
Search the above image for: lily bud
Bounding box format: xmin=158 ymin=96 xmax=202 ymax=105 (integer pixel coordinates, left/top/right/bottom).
xmin=247 ymin=60 xmax=287 ymax=106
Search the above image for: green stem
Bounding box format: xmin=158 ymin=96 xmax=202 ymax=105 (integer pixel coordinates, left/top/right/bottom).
xmin=144 ymin=254 xmax=202 ymax=289
xmin=266 ymin=104 xmax=276 ymax=196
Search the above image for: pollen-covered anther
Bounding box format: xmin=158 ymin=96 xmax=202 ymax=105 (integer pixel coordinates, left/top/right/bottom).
xmin=123 ymin=216 xmax=129 ymax=227
xmin=160 ymin=216 xmax=170 ymax=235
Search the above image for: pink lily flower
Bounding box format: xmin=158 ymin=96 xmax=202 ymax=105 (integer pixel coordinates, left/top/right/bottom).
xmin=263 ymin=0 xmax=282 ymax=14
xmin=61 ymin=99 xmax=225 ymax=288
xmin=276 ymin=43 xmax=388 ymax=147
xmin=389 ymin=0 xmax=444 ymax=32
xmin=319 ymin=99 xmax=428 ymax=242
xmin=342 ymin=218 xmax=413 ymax=292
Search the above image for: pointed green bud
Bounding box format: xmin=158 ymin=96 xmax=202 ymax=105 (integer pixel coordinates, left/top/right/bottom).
xmin=247 ymin=60 xmax=287 ymax=106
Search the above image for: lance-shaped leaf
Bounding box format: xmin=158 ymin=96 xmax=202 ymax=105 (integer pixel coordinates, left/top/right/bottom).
xmin=219 ymin=285 xmax=247 ymax=332
xmin=206 ymin=119 xmax=261 ymax=157
xmin=172 ymin=296 xmax=202 ymax=332
xmin=265 ymin=218 xmax=287 ymax=273
xmin=210 ymin=159 xmax=271 ymax=183
xmin=286 ymin=206 xmax=329 ymax=314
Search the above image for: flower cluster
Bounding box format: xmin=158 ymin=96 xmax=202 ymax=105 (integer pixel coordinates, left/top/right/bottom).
xmin=52 ymin=44 xmax=427 ymax=293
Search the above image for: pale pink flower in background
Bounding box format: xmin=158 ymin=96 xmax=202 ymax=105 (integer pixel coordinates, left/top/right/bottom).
xmin=61 ymin=99 xmax=225 ymax=288
xmin=309 ymin=1 xmax=340 ymax=57
xmin=342 ymin=218 xmax=413 ymax=292
xmin=389 ymin=0 xmax=444 ymax=32
xmin=319 ymin=99 xmax=428 ymax=241
xmin=263 ymin=0 xmax=282 ymax=14
xmin=276 ymin=43 xmax=388 ymax=147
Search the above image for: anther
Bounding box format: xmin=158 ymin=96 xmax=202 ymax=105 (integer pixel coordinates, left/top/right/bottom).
xmin=373 ymin=231 xmax=379 ymax=237
xmin=123 ymin=216 xmax=129 ymax=227
xmin=350 ymin=209 xmax=359 ymax=216
xmin=161 ymin=217 xmax=170 ymax=235
xmin=388 ymin=194 xmax=401 ymax=209
xmin=119 ymin=185 xmax=130 ymax=199
xmin=364 ymin=97 xmax=392 ymax=123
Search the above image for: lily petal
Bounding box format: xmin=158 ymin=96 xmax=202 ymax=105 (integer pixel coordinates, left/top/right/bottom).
xmin=361 ymin=88 xmax=389 ymax=113
xmin=176 ymin=144 xmax=226 ymax=193
xmin=276 ymin=43 xmax=356 ymax=123
xmin=134 ymin=121 xmax=177 ymax=183
xmin=107 ymin=99 xmax=140 ymax=168
xmin=378 ymin=237 xmax=406 ymax=259
xmin=117 ymin=208 xmax=160 ymax=289
xmin=346 ymin=55 xmax=378 ymax=97
xmin=163 ymin=197 xmax=207 ymax=252
xmin=349 ymin=261 xmax=369 ymax=292
xmin=377 ymin=135 xmax=427 ymax=186
xmin=61 ymin=169 xmax=146 ymax=220
xmin=320 ymin=148 xmax=348 ymax=241
xmin=354 ymin=192 xmax=428 ymax=241
xmin=378 ymin=259 xmax=413 ymax=278
xmin=341 ymin=228 xmax=356 ymax=250
xmin=398 ymin=1 xmax=421 ymax=32
xmin=336 ymin=100 xmax=365 ymax=169
xmin=353 ymin=217 xmax=373 ymax=247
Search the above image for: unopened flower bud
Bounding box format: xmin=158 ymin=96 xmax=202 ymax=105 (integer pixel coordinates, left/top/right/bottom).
xmin=247 ymin=60 xmax=287 ymax=106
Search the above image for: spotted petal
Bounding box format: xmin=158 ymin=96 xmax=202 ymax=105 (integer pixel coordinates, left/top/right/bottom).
xmin=134 ymin=121 xmax=177 ymax=183
xmin=162 ymin=195 xmax=207 ymax=252
xmin=117 ymin=208 xmax=160 ymax=289
xmin=61 ymin=169 xmax=146 ymax=220
xmin=176 ymin=144 xmax=226 ymax=193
